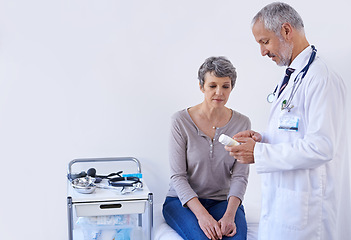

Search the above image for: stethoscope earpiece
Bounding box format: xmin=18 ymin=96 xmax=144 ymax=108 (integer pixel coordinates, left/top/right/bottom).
xmin=87 ymin=168 xmax=96 ymax=177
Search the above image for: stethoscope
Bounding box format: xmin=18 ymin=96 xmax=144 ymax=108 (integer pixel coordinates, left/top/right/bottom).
xmin=267 ymin=45 xmax=317 ymax=111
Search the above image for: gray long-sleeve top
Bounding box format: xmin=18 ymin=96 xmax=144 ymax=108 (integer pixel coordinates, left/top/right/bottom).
xmin=166 ymin=109 xmax=251 ymax=206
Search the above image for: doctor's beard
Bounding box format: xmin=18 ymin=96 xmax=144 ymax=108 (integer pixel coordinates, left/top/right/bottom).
xmin=277 ymin=38 xmax=293 ymax=67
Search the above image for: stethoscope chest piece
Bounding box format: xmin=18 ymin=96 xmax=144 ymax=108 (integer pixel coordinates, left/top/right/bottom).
xmin=267 ymin=93 xmax=275 ymax=103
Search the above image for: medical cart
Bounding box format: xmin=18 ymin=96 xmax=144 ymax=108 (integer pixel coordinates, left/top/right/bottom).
xmin=67 ymin=157 xmax=153 ymax=240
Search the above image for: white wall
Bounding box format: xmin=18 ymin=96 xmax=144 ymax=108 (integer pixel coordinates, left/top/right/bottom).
xmin=0 ymin=0 xmax=349 ymax=239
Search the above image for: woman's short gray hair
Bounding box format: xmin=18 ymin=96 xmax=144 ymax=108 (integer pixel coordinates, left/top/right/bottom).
xmin=198 ymin=56 xmax=237 ymax=89
xmin=252 ymin=2 xmax=305 ymax=36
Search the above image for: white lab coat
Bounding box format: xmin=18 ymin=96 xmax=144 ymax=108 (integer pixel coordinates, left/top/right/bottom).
xmin=254 ymin=46 xmax=351 ymax=240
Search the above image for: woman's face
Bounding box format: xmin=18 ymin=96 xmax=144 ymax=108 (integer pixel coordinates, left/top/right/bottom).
xmin=201 ymin=72 xmax=232 ymax=107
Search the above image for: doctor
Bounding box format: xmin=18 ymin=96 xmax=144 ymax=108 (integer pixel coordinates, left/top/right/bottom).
xmin=224 ymin=2 xmax=351 ymax=240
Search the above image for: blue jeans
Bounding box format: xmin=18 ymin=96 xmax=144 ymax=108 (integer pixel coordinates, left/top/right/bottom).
xmin=162 ymin=197 xmax=247 ymax=240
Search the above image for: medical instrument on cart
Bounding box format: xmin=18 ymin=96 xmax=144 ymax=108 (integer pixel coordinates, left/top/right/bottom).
xmin=267 ymin=45 xmax=317 ymax=108
xmin=68 ymin=168 xmax=126 ymax=182
xmin=69 ymin=168 xmax=143 ymax=194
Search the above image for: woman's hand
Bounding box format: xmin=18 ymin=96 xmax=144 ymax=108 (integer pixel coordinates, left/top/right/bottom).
xmin=186 ymin=197 xmax=222 ymax=239
xmin=198 ymin=213 xmax=222 ymax=240
xmin=218 ymin=215 xmax=237 ymax=237
xmin=218 ymin=196 xmax=240 ymax=237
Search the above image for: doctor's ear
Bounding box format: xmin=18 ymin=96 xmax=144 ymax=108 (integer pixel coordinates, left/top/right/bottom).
xmin=281 ymin=22 xmax=293 ymax=40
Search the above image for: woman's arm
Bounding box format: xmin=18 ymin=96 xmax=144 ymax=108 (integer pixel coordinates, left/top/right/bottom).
xmin=168 ymin=113 xmax=198 ymax=205
xmin=218 ymin=196 xmax=241 ymax=237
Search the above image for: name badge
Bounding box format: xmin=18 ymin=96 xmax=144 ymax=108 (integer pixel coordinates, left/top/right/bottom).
xmin=278 ymin=113 xmax=299 ymax=131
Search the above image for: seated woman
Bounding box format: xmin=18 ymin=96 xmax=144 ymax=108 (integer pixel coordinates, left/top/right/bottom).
xmin=162 ymin=56 xmax=251 ymax=240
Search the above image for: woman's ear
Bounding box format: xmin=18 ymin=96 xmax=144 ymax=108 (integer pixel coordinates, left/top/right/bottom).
xmin=199 ymin=83 xmax=205 ymax=93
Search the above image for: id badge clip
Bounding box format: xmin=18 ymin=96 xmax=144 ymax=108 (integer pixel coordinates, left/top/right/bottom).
xmin=281 ymin=100 xmax=294 ymax=112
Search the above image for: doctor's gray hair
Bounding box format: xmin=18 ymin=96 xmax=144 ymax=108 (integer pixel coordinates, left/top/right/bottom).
xmin=252 ymin=2 xmax=305 ymax=36
xmin=198 ymin=56 xmax=237 ymax=89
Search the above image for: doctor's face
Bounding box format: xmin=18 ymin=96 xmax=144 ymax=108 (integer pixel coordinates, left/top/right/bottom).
xmin=201 ymin=72 xmax=232 ymax=108
xmin=252 ymin=21 xmax=293 ymax=66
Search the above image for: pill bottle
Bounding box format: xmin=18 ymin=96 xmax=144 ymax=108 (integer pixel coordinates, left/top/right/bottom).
xmin=219 ymin=134 xmax=240 ymax=146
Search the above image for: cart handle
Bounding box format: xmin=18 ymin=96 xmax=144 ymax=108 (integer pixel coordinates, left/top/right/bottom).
xmin=67 ymin=157 xmax=141 ymax=175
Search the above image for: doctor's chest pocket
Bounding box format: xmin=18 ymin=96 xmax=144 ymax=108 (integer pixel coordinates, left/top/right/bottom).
xmin=272 ymin=188 xmax=309 ymax=230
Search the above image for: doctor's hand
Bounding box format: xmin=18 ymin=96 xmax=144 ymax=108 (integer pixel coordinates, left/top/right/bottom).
xmin=233 ymin=130 xmax=262 ymax=142
xmin=224 ymin=137 xmax=256 ymax=164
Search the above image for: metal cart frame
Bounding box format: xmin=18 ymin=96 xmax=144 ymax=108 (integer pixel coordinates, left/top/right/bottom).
xmin=67 ymin=157 xmax=153 ymax=240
